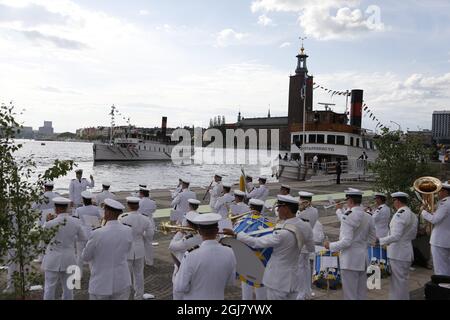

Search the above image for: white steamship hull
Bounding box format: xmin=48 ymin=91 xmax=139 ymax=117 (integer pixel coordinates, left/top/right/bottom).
xmin=93 ymin=143 xmax=172 ymax=162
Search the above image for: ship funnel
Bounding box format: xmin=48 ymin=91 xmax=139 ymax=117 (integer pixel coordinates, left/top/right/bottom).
xmin=161 ymin=116 xmax=167 ymax=137
xmin=350 ymin=89 xmax=363 ymax=128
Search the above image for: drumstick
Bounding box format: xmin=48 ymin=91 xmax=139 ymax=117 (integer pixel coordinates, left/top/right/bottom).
xmin=202 ymin=180 xmax=214 ymax=201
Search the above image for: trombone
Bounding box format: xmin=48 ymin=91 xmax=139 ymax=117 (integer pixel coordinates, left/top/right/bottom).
xmin=323 ymin=201 xmax=346 ymax=210
xmin=158 ymin=221 xmax=197 ymax=235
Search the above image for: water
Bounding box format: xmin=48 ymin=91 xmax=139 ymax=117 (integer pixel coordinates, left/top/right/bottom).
xmin=13 ymin=140 xmax=279 ymax=194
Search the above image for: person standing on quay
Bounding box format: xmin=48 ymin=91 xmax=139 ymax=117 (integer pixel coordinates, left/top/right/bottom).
xmin=336 ymin=160 xmax=342 ymax=185
xmin=69 ymin=169 xmax=94 ymax=208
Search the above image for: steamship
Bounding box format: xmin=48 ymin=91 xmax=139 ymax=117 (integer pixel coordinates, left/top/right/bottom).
xmin=93 ymin=108 xmax=174 ymax=162
xmin=278 ymin=45 xmax=378 ymax=180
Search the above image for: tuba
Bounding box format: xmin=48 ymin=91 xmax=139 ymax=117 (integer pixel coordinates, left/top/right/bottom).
xmin=413 ymin=176 xmax=442 ymax=213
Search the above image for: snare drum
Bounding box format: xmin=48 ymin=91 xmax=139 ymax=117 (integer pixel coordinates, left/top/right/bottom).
xmin=222 ymin=215 xmax=274 ymax=287
xmin=368 ymin=245 xmax=390 ymax=278
xmin=313 ymin=248 xmax=342 ymax=290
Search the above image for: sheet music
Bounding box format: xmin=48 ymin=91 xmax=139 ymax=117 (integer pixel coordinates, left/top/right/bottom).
xmin=321 ymin=256 xmax=338 ymax=269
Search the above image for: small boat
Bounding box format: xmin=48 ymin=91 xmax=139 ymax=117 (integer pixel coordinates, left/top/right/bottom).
xmin=41 ymin=142 xmax=46 ymax=146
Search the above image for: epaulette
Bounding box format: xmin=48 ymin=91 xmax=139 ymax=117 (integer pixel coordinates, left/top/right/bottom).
xmin=72 ymin=216 xmax=80 ymax=219
xmin=121 ymin=213 xmax=129 ymax=218
xmin=123 ymin=223 xmax=132 ymax=228
xmin=92 ymin=226 xmax=101 ymax=231
xmin=345 ymin=210 xmax=352 ymax=216
xmin=442 ymin=198 xmax=447 ymax=202
xmin=398 ymin=209 xmax=405 ymax=214
xmin=184 ymin=234 xmax=194 ymax=240
xmin=378 ymin=207 xmax=383 ymax=210
xmin=221 ymin=243 xmax=232 ymax=248
xmin=187 ymin=245 xmax=199 ymax=253
xmin=301 ymin=218 xmax=310 ymax=223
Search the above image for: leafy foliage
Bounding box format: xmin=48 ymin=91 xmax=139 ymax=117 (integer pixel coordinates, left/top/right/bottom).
xmin=1 ymin=102 xmax=74 ymax=299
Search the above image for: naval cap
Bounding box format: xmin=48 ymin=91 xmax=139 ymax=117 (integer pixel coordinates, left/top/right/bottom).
xmin=391 ymin=192 xmax=410 ymax=199
xmin=374 ymin=192 xmax=387 ymax=198
xmin=75 ymin=169 xmax=83 ymax=173
xmin=442 ymin=181 xmax=450 ymax=190
xmin=181 ymin=178 xmax=190 ymax=184
xmin=234 ymin=190 xmax=246 ymax=197
xmin=191 ymin=213 xmax=222 ymax=226
xmin=276 ymin=194 xmax=299 ymax=205
xmin=222 ymin=182 xmax=232 ymax=188
xmin=102 ymin=181 xmax=111 ymax=187
xmin=214 ymin=173 xmax=223 ymax=178
xmin=81 ymin=191 xmax=93 ymax=199
xmin=249 ymin=198 xmax=265 ymax=207
xmin=345 ymin=188 xmax=364 ymax=196
xmin=139 ymin=186 xmax=150 ymax=192
xmin=299 ymin=191 xmax=314 ymax=198
xmin=126 ymin=196 xmax=140 ymax=204
xmin=188 ymin=199 xmax=201 ymax=205
xmin=104 ymin=198 xmax=125 ymax=211
xmin=53 ymin=197 xmax=71 ymax=206
xmin=281 ymin=184 xmax=291 ymax=190
xmin=185 ymin=211 xmax=199 ymax=223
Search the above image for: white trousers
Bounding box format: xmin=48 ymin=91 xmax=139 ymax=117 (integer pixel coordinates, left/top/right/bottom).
xmin=431 ymin=245 xmax=450 ymax=276
xmin=389 ymin=259 xmax=411 ymax=300
xmin=241 ymin=282 xmax=267 ymax=300
xmin=90 ymin=286 xmax=130 ymax=300
xmin=341 ymin=269 xmax=367 ymax=300
xmin=266 ymin=287 xmax=298 ymax=300
xmin=128 ymin=258 xmax=145 ymax=300
xmin=44 ymin=271 xmax=73 ymax=300
xmin=297 ymin=253 xmax=312 ymax=300
xmin=76 ymin=241 xmax=87 ymax=276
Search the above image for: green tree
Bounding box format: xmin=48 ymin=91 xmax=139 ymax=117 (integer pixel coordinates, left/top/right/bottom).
xmin=370 ymin=128 xmax=438 ymax=205
xmin=0 ymin=102 xmax=74 ymax=299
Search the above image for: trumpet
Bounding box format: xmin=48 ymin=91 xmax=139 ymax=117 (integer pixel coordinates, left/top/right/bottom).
xmin=323 ymin=201 xmax=346 ymax=209
xmin=158 ymin=221 xmax=197 ymax=234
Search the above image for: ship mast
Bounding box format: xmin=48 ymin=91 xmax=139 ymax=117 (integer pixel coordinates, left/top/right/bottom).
xmin=109 ymin=105 xmax=115 ymax=144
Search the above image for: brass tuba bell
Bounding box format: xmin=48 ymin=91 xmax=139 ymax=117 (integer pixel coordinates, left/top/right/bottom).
xmin=413 ymin=176 xmax=442 ymax=213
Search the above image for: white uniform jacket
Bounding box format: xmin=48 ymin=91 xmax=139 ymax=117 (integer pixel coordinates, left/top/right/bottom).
xmin=174 ymin=240 xmax=236 ymax=300
xmin=82 ymin=220 xmax=133 ymax=296
xmin=380 ymin=206 xmax=418 ymax=262
xmin=69 ymin=178 xmax=94 ymax=206
xmin=119 ymin=212 xmax=153 ymax=261
xmin=372 ymin=203 xmax=391 ymax=238
xmin=41 ymin=213 xmax=86 ymax=272
xmin=329 ymin=207 xmax=376 ymax=271
xmin=94 ymin=190 xmax=116 ymax=206
xmin=213 ymin=193 xmax=234 ymax=217
xmin=422 ymin=197 xmax=450 ymax=248
xmin=209 ymin=182 xmax=223 ymax=209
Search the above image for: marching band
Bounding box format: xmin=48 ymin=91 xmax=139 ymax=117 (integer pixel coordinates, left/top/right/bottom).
xmin=7 ymin=171 xmax=450 ymax=301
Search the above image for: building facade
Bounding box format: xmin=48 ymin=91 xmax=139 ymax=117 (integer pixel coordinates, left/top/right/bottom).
xmin=38 ymin=121 xmax=54 ymax=136
xmin=432 ymin=111 xmax=450 ymax=144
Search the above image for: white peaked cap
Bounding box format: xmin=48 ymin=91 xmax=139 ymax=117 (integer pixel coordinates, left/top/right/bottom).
xmin=222 ymin=182 xmax=232 ymax=188
xmin=299 ymin=191 xmax=314 ymax=198
xmin=81 ymin=191 xmax=93 ymax=199
xmin=185 ymin=211 xmax=199 ymax=222
xmin=104 ymin=198 xmax=125 ymax=211
xmin=102 ymin=181 xmax=111 ymax=187
xmin=44 ymin=181 xmax=54 ymax=187
xmin=345 ymin=188 xmax=364 ymax=196
xmin=234 ymin=190 xmax=246 ymax=197
xmin=281 ymin=184 xmax=291 ymax=190
xmin=374 ymin=192 xmax=387 ymax=198
xmin=277 ymin=194 xmax=299 ymax=204
xmin=188 ymin=199 xmax=201 ymax=205
xmin=391 ymin=192 xmax=409 ymax=199
xmin=249 ymin=198 xmax=265 ymax=206
xmin=53 ymin=197 xmax=71 ymax=205
xmin=191 ymin=213 xmax=222 ymax=225
xmin=126 ymin=196 xmax=140 ymax=204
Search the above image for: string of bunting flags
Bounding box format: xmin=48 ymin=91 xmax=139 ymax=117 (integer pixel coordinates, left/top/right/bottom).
xmin=312 ymin=82 xmax=387 ymax=131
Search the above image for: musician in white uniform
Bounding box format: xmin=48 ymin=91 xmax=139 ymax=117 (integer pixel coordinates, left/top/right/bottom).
xmin=119 ymin=197 xmax=154 ymax=300
xmin=225 ymin=195 xmax=314 ymax=300
xmin=370 ymin=192 xmax=391 ymax=238
xmin=174 ymin=213 xmax=237 ymax=300
xmin=324 ymin=189 xmax=376 ymax=300
xmin=378 ymin=192 xmax=418 ymax=300
xmin=171 ymin=179 xmax=183 ymax=199
xmin=238 ymin=198 xmax=268 ymax=300
xmin=41 ymin=197 xmax=86 ymax=300
xmin=245 ymin=175 xmax=255 ymax=194
xmin=69 ymin=169 xmax=94 ymax=207
xmin=94 ymin=182 xmax=116 ymax=206
xmin=296 ymin=191 xmax=319 ymax=300
xmin=209 ymin=174 xmax=223 ymax=210
xmin=74 ymin=191 xmax=102 ymax=273
xmin=229 ymin=190 xmax=250 ymax=216
xmin=421 ymin=182 xmax=450 ymax=276
xmin=82 ymin=199 xmax=133 ymax=300
xmin=171 ymin=179 xmax=197 ymax=224
xmin=213 ymin=182 xmax=234 ymax=231
xmin=138 ymin=187 xmax=157 ymax=265
xmin=279 ymin=185 xmax=291 ymax=196
xmin=247 ymin=177 xmax=269 ymax=202
xmin=36 ymin=181 xmax=60 ymax=219
xmin=169 ymin=210 xmax=202 ymax=300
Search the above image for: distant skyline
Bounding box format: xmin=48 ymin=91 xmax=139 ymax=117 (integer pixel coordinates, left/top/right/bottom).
xmin=1 ymin=0 xmax=449 ymax=132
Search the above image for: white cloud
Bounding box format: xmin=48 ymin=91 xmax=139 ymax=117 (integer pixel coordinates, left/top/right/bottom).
xmin=251 ymin=0 xmax=385 ymax=40
xmin=279 ymin=42 xmax=291 ymax=48
xmin=215 ymin=28 xmax=248 ymax=47
xmin=139 ymin=9 xmax=149 ymax=16
xmin=257 ymin=14 xmax=275 ymax=26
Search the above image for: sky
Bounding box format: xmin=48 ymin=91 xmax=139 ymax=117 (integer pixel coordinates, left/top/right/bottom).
xmin=0 ymin=0 xmax=449 ymax=133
